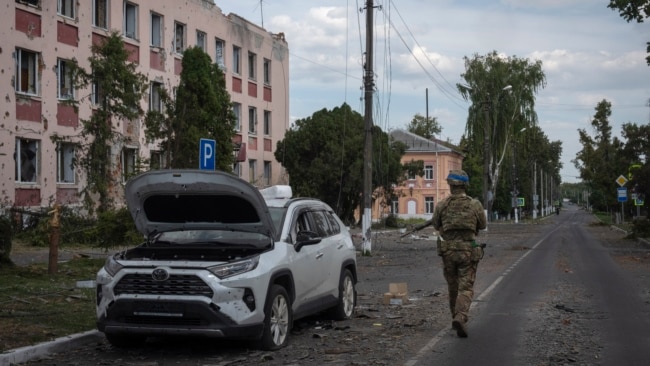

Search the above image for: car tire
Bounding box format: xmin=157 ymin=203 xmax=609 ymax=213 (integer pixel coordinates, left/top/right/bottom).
xmin=259 ymin=284 xmax=292 ymax=350
xmin=330 ymin=268 xmax=356 ymax=320
xmin=105 ymin=333 xmax=146 ymax=348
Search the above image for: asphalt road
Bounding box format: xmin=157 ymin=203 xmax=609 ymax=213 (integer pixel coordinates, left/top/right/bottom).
xmin=5 ymin=205 xmax=650 ymax=365
xmin=416 ymin=205 xmax=650 ymax=365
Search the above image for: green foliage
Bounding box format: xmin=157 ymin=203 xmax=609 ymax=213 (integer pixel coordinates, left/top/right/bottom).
xmin=14 ymin=207 xmax=141 ymax=249
xmin=145 ymin=47 xmax=237 ymax=171
xmin=275 ymin=103 xmax=405 ymax=224
xmin=631 ymin=217 xmax=650 ymax=238
xmin=573 ymin=100 xmax=626 ymax=212
xmin=0 ymin=214 xmax=13 ymax=266
xmin=607 ymin=0 xmax=650 ymax=65
xmin=60 ymin=31 xmax=148 ymax=214
xmin=406 ymin=113 xmax=441 ymax=139
xmin=458 ymin=51 xmax=548 ymax=214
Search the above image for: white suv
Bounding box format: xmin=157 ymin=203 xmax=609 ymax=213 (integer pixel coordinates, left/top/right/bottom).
xmin=95 ymin=170 xmax=357 ymax=350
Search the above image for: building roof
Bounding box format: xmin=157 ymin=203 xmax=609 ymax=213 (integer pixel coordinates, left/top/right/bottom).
xmin=390 ymin=129 xmax=462 ymax=155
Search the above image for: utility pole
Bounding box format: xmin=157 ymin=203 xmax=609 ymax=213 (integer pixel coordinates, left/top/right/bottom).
xmin=362 ymin=0 xmax=374 ymax=254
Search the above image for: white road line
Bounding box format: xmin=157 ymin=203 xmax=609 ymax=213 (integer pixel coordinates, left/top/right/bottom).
xmin=403 ymin=226 xmax=561 ymax=366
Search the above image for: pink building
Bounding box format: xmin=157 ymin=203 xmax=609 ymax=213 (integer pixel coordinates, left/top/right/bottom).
xmin=372 ymin=129 xmax=465 ymax=221
xmin=3 ymin=0 xmax=289 ymax=209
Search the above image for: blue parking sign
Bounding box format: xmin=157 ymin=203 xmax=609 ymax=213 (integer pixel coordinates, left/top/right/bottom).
xmin=199 ymin=138 xmax=216 ymax=170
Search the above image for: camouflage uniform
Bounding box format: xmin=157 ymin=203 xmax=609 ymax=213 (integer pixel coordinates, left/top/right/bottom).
xmin=418 ymin=170 xmax=486 ymax=337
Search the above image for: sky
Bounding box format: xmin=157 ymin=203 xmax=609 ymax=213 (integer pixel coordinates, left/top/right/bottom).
xmin=217 ymin=0 xmax=650 ymax=184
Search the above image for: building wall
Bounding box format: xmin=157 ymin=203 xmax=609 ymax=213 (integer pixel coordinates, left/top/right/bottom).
xmin=2 ymin=0 xmax=289 ymax=209
xmin=372 ymin=150 xmax=464 ymax=222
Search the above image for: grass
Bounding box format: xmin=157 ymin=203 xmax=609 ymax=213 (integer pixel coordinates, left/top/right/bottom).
xmin=0 ymin=257 xmax=104 ymax=352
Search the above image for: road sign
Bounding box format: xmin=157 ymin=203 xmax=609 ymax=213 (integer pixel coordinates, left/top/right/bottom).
xmin=199 ymin=138 xmax=216 ymax=170
xmin=635 ymin=198 xmax=644 ymax=206
xmin=616 ymin=175 xmax=628 ymax=187
xmin=617 ymin=187 xmax=627 ymax=202
xmin=517 ymin=197 xmax=525 ymax=207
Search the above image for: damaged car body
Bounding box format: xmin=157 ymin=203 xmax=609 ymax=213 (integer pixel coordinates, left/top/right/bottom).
xmin=95 ymin=170 xmax=357 ymax=350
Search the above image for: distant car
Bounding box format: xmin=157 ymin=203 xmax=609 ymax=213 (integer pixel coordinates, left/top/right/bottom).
xmin=95 ymin=170 xmax=357 ymax=350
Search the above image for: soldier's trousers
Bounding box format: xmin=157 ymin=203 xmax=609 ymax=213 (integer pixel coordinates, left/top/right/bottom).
xmin=441 ymin=250 xmax=478 ymax=323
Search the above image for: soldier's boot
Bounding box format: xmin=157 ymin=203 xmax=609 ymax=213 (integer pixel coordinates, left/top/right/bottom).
xmin=452 ymin=315 xmax=468 ymax=338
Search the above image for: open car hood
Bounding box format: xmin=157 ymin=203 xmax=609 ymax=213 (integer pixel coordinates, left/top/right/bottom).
xmin=125 ymin=170 xmax=275 ymax=238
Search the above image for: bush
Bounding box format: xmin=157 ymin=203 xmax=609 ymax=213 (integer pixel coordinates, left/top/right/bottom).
xmin=631 ymin=217 xmax=650 ymax=239
xmin=14 ymin=206 xmax=141 ymax=249
xmin=0 ymin=215 xmax=13 ymax=266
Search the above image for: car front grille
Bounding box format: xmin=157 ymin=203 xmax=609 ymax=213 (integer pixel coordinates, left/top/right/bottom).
xmin=114 ymin=273 xmax=214 ymax=298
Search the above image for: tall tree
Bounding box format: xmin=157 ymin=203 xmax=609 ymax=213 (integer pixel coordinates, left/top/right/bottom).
xmin=608 ymin=0 xmax=650 ymax=65
xmin=620 ymin=122 xmax=650 ymax=200
xmin=406 ymin=113 xmax=441 ymax=139
xmin=457 ymin=51 xmax=546 ymax=215
xmin=144 ymin=47 xmax=236 ymax=170
xmin=573 ymin=100 xmax=625 ymax=211
xmin=64 ymin=32 xmax=147 ymax=213
xmin=275 ymin=104 xmax=406 ymax=223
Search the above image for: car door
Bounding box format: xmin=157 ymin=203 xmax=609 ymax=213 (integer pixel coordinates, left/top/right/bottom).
xmin=288 ymin=210 xmax=329 ymax=308
xmin=309 ymin=209 xmax=340 ymax=297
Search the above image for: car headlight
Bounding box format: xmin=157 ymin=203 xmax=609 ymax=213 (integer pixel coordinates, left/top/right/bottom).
xmin=103 ymin=256 xmax=124 ymax=277
xmin=208 ymin=256 xmax=259 ymax=279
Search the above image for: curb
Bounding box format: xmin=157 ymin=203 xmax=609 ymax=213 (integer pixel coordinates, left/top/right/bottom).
xmin=0 ymin=330 xmax=103 ymax=366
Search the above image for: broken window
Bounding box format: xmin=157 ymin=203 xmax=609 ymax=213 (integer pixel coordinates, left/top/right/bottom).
xmin=196 ymin=30 xmax=206 ymax=51
xmin=121 ymin=147 xmax=138 ymax=182
xmin=174 ymin=22 xmax=186 ymax=53
xmin=263 ymin=58 xmax=271 ymax=85
xmin=57 ymin=0 xmax=75 ymax=18
xmin=93 ymin=0 xmax=108 ymax=29
xmin=215 ymin=38 xmax=225 ymax=68
xmin=263 ymin=110 xmax=271 ymax=136
xmin=233 ymin=103 xmax=241 ymax=131
xmin=57 ymin=59 xmax=74 ymax=100
xmin=57 ymin=142 xmax=75 ymax=184
xmin=263 ymin=161 xmax=271 ymax=186
xmin=149 ymin=81 xmax=163 ymax=112
xmin=248 ymin=52 xmax=257 ymax=80
xmin=15 ymin=48 xmax=39 ymax=95
xmin=15 ymin=138 xmax=39 ymax=183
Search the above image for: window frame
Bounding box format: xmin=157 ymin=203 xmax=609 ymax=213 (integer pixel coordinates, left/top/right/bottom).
xmin=150 ymin=150 xmax=164 ymax=170
xmin=263 ymin=58 xmax=271 ymax=85
xmin=92 ymin=0 xmax=108 ymax=29
xmin=263 ymin=161 xmax=271 ymax=186
xmin=174 ymin=21 xmax=186 ymax=54
xmin=248 ymin=106 xmax=257 ymax=134
xmin=263 ymin=110 xmax=271 ymax=136
xmin=15 ymin=48 xmax=39 ymax=96
xmin=233 ymin=103 xmax=241 ymax=132
xmin=249 ymin=159 xmax=257 ymax=184
xmin=196 ymin=30 xmax=207 ymax=51
xmin=149 ymin=81 xmax=163 ymax=112
xmin=123 ymin=1 xmax=138 ymax=40
xmin=232 ymin=45 xmax=241 ymax=75
xmin=56 ymin=142 xmax=75 ymax=184
xmin=425 ymin=197 xmax=434 ymax=214
xmin=15 ymin=138 xmax=39 ymax=184
xmin=424 ymin=164 xmax=434 ymax=180
xmin=215 ymin=38 xmax=225 ymax=68
xmin=57 ymin=58 xmax=75 ymax=100
xmin=150 ymin=12 xmax=163 ymax=48
xmin=121 ymin=147 xmax=138 ymax=183
xmin=57 ymin=0 xmax=75 ymax=18
xmin=248 ymin=52 xmax=257 ymax=81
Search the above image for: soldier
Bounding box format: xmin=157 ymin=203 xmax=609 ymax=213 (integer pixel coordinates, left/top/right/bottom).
xmin=416 ymin=170 xmax=487 ymax=337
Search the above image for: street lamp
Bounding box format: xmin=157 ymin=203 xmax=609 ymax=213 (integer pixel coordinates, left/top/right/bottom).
xmin=512 ymin=127 xmax=526 ymax=223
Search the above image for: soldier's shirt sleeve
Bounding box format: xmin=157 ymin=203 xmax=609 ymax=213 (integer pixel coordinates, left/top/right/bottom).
xmin=432 ymin=204 xmax=443 ymax=230
xmin=474 ymin=199 xmax=487 ymax=231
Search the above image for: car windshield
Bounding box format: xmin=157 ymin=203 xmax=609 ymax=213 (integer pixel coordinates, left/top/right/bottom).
xmin=154 ymin=230 xmax=271 ymax=248
xmin=268 ymin=207 xmax=287 ymax=234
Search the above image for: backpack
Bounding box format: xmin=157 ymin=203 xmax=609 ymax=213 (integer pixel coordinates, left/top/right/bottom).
xmin=439 ymin=195 xmax=478 ymax=232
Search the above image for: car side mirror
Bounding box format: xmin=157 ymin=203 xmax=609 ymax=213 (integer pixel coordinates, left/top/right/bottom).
xmin=295 ymin=230 xmax=322 ymax=252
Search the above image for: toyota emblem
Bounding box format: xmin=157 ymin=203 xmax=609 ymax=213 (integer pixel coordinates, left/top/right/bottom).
xmin=151 ymin=267 xmax=170 ymax=281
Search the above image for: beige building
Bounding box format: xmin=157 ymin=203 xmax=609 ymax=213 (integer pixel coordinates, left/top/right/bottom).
xmin=372 ymin=129 xmax=465 ymax=221
xmin=3 ymin=0 xmax=289 ymax=209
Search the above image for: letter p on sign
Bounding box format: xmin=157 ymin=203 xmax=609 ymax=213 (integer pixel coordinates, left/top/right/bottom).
xmin=199 ymin=138 xmax=216 ymax=170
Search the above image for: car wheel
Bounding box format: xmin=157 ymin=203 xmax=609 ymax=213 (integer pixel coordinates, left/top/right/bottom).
xmin=331 ymin=268 xmax=356 ymax=320
xmin=105 ymin=333 xmax=146 ymax=348
xmin=259 ymin=284 xmax=292 ymax=350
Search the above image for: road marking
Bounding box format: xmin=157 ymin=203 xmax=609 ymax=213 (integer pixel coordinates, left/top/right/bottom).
xmin=403 ymin=225 xmax=561 ymax=366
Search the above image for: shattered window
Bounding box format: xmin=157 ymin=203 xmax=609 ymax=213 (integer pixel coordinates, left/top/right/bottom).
xmin=15 ymin=139 xmax=39 ymax=183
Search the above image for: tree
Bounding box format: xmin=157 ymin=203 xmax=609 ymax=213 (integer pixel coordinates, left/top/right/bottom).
xmin=144 ymin=47 xmax=236 ymax=170
xmin=458 ymin=51 xmax=546 ymax=215
xmin=275 ymin=104 xmax=406 ymax=223
xmin=608 ymin=0 xmax=650 ymax=65
xmin=406 ymin=113 xmax=441 ymax=139
xmin=620 ymin=123 xmax=650 ymax=202
xmin=573 ymin=100 xmax=625 ymax=211
xmin=63 ymin=32 xmax=147 ymax=214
